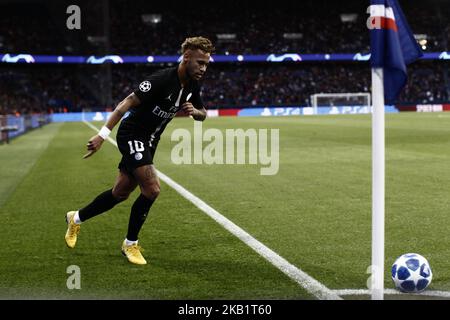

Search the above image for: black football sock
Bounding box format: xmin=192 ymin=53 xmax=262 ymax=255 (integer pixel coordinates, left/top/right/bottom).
xmin=126 ymin=194 xmax=155 ymax=242
xmin=78 ymin=189 xmax=123 ymax=222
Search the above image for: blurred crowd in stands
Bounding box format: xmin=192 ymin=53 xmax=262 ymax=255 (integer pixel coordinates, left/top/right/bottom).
xmin=0 ymin=0 xmax=449 ymax=114
xmin=0 ymin=65 xmax=98 ymax=115
xmin=111 ymin=62 xmax=448 ymax=109
xmin=1 ymin=0 xmax=448 ymax=55
xmin=2 ymin=61 xmax=447 ymax=115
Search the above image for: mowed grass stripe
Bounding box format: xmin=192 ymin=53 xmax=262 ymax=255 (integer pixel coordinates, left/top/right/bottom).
xmin=0 ymin=121 xmax=314 ymax=299
xmin=154 ymin=113 xmax=450 ymax=293
xmin=84 ymin=120 xmax=341 ymax=300
xmin=2 ymin=112 xmax=450 ymax=300
xmin=0 ymin=123 xmax=62 ymax=207
xmin=156 ymin=115 xmax=375 ymax=290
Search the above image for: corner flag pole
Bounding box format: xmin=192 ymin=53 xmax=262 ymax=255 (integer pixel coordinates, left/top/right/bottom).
xmin=369 ymin=0 xmax=423 ymax=299
xmin=371 ymin=67 xmax=385 ymax=300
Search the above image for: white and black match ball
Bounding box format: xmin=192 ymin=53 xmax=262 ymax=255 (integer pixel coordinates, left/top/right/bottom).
xmin=391 ymin=253 xmax=432 ymax=293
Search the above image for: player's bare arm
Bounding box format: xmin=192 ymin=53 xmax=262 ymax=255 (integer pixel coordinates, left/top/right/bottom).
xmin=181 ymin=102 xmax=206 ymax=121
xmin=83 ymin=93 xmax=141 ymax=159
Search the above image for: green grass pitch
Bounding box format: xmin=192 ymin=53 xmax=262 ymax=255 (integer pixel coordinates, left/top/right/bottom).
xmin=1 ymin=112 xmax=449 ymax=299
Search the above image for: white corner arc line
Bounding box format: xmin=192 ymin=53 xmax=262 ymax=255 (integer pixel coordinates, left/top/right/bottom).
xmin=82 ymin=121 xmax=342 ymax=300
xmin=333 ymin=289 xmax=450 ymax=299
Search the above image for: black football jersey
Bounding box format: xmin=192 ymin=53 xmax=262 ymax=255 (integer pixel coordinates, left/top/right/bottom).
xmin=120 ymin=66 xmax=204 ymax=143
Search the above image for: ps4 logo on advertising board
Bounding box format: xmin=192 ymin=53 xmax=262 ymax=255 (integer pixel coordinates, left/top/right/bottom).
xmin=86 ymin=55 xmax=124 ymax=64
xmin=325 ymin=106 xmax=398 ymax=114
xmin=261 ymin=107 xmax=302 ymax=116
xmin=328 ymin=106 xmax=372 ymax=114
xmin=266 ymin=54 xmax=302 ymax=62
xmin=1 ymin=54 xmax=35 ymax=63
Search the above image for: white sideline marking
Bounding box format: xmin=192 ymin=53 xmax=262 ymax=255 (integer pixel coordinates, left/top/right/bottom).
xmin=334 ymin=289 xmax=450 ymax=299
xmin=83 ymin=121 xmax=342 ymax=300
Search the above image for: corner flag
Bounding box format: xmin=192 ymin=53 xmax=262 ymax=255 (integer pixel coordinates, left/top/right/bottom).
xmin=368 ymin=0 xmax=422 ymax=300
xmin=369 ymin=0 xmax=423 ymax=104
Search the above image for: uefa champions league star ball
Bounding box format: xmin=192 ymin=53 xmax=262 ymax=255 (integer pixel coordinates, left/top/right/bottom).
xmin=391 ymin=253 xmax=432 ymax=293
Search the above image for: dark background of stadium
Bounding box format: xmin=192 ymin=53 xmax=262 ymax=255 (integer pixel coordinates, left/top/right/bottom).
xmin=0 ymin=0 xmax=449 ymax=115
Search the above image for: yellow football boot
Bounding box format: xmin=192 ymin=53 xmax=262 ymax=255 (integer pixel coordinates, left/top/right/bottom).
xmin=65 ymin=211 xmax=80 ymax=248
xmin=121 ymin=241 xmax=147 ymax=265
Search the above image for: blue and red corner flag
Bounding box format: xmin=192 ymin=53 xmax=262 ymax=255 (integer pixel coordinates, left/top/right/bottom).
xmin=369 ymin=0 xmax=423 ymax=104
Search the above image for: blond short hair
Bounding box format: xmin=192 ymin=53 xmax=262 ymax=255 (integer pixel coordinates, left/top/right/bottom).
xmin=181 ymin=37 xmax=215 ymax=54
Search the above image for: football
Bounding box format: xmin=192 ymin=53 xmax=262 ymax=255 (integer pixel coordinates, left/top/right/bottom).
xmin=391 ymin=253 xmax=433 ymax=293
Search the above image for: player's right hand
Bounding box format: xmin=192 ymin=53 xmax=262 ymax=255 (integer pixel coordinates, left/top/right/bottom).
xmin=83 ymin=135 xmax=104 ymax=159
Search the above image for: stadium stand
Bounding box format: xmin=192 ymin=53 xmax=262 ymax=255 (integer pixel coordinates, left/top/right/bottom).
xmin=0 ymin=0 xmax=449 ymax=115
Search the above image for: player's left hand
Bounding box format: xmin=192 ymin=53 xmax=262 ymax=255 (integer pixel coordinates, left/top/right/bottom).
xmin=181 ymin=102 xmax=195 ymax=116
xmin=83 ymin=134 xmax=104 ymax=159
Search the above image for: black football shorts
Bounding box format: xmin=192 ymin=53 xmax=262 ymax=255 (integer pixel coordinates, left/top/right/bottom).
xmin=116 ymin=131 xmax=158 ymax=174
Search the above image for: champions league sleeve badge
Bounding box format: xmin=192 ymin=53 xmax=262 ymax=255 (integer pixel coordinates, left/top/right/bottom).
xmin=139 ymin=81 xmax=152 ymax=92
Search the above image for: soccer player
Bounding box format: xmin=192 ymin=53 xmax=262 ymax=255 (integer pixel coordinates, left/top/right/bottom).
xmin=65 ymin=37 xmax=214 ymax=265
